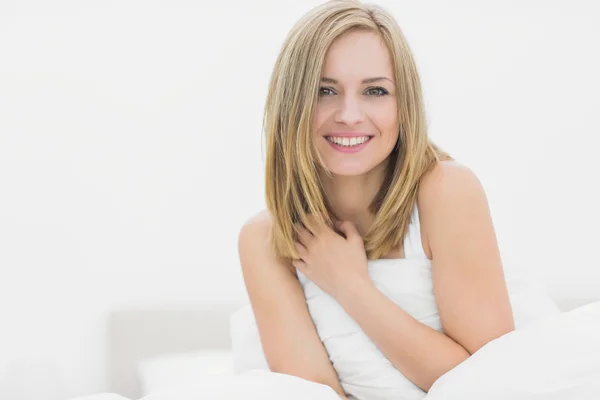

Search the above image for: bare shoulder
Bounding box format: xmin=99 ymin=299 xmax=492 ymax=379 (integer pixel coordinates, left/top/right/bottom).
xmin=417 ymin=160 xmax=488 ymax=255
xmin=238 ymin=208 xmax=272 ymax=261
xmin=238 ymin=209 xmax=294 ymax=274
xmin=418 ymin=160 xmax=482 ymax=197
xmin=238 ymin=209 xmax=272 ymax=247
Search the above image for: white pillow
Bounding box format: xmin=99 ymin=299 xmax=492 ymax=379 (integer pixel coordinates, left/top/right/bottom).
xmin=426 ymin=301 xmax=600 ymax=400
xmin=506 ymin=276 xmax=561 ymax=329
xmin=138 ymin=370 xmax=340 ymax=400
xmin=229 ymin=305 xmax=270 ymax=373
xmin=137 ymin=350 xmax=234 ymax=395
xmin=67 ymin=395 xmax=131 ymax=400
xmin=228 ymin=277 xmax=562 ymax=375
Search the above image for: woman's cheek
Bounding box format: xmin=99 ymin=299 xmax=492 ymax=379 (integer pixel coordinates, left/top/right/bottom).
xmin=373 ymin=103 xmax=398 ymax=129
xmin=313 ymin=107 xmax=330 ymax=131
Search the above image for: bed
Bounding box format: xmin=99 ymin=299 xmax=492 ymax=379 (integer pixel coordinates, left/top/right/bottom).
xmin=105 ymin=288 xmax=600 ymax=400
xmin=107 ymin=303 xmax=243 ymax=399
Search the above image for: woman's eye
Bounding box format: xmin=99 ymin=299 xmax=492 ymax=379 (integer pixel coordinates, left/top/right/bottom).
xmin=366 ymin=87 xmax=388 ymax=97
xmin=319 ymin=87 xmax=335 ymax=96
xmin=318 ymin=87 xmax=388 ymax=97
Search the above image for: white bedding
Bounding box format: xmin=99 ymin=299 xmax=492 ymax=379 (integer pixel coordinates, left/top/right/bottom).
xmin=70 ymin=371 xmax=340 ymax=400
xmin=70 ymin=301 xmax=600 ymax=400
xmin=67 ymin=395 xmax=130 ymax=400
xmin=137 ymin=349 xmax=234 ymax=394
xmin=137 ymin=371 xmax=340 ymax=400
xmin=425 ymin=300 xmax=600 ymax=400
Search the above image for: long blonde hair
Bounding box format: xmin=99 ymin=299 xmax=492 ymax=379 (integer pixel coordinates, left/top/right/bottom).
xmin=263 ymin=0 xmax=452 ymax=261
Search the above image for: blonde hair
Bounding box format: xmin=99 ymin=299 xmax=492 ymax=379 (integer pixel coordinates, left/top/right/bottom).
xmin=263 ymin=0 xmax=452 ymax=261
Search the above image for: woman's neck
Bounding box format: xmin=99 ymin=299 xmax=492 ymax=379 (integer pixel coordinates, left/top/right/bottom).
xmin=319 ymin=160 xmax=389 ymax=237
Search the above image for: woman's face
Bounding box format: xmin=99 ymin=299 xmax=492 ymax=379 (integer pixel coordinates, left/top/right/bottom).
xmin=314 ymin=30 xmax=399 ymax=176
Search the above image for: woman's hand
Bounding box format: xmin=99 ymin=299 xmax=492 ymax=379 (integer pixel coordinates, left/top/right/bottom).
xmin=292 ymin=214 xmax=371 ymax=299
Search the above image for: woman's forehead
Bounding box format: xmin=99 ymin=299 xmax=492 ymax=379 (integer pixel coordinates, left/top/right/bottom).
xmin=321 ymin=31 xmax=393 ymax=83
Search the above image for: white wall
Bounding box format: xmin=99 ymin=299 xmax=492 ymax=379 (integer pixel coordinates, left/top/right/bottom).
xmin=0 ymin=0 xmax=598 ymax=398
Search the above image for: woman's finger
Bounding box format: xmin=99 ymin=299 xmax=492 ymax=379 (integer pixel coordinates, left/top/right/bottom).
xmin=291 ymin=258 xmax=307 ymax=274
xmin=295 ymin=223 xmax=314 ymax=247
xmin=293 ymin=240 xmax=309 ymax=261
xmin=337 ymin=220 xmax=362 ymax=242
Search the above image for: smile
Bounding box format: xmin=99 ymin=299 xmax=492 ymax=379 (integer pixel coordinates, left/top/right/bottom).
xmin=324 ymin=135 xmax=373 ymax=153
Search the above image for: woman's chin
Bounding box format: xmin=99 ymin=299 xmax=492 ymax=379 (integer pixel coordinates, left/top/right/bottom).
xmin=325 ymin=164 xmax=373 ymax=177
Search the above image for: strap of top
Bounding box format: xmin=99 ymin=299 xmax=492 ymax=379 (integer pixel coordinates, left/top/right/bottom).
xmin=403 ymin=202 xmax=429 ymax=259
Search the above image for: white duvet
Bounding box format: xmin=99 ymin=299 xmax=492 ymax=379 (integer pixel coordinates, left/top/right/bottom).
xmin=70 ymin=301 xmax=600 ymax=400
xmin=425 ymin=301 xmax=600 ymax=400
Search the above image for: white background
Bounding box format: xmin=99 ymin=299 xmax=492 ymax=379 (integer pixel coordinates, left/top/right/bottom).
xmin=0 ymin=0 xmax=599 ymax=398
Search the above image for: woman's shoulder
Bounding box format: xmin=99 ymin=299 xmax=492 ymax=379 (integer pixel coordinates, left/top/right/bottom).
xmin=238 ymin=209 xmax=273 ymax=249
xmin=416 ymin=160 xmax=486 ymax=257
xmin=417 ymin=160 xmax=482 ymax=208
xmin=242 ymin=208 xmax=273 ymax=228
xmin=238 ymin=208 xmax=297 ymax=275
xmin=238 ymin=208 xmax=291 ymax=262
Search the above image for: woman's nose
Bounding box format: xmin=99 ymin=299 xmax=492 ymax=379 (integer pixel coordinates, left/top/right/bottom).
xmin=335 ymin=96 xmax=365 ymax=126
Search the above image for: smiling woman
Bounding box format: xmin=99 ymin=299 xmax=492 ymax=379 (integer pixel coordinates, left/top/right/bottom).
xmin=314 ymin=32 xmax=399 ymax=176
xmin=237 ymin=1 xmax=524 ymax=400
xmin=260 ymin=2 xmax=452 ymax=261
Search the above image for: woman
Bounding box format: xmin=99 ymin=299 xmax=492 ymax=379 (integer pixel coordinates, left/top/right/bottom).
xmin=238 ymin=1 xmax=515 ymax=399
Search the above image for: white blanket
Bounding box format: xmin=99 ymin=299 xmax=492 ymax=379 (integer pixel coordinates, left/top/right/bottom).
xmin=69 ymin=302 xmax=600 ymax=400
xmin=67 ymin=395 xmax=130 ymax=400
xmin=138 ymin=371 xmax=340 ymax=400
xmin=425 ymin=301 xmax=600 ymax=400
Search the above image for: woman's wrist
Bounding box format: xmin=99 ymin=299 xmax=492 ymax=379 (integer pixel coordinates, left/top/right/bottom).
xmin=335 ymin=272 xmax=374 ymax=305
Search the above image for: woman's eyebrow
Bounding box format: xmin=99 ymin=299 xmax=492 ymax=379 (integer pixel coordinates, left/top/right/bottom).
xmin=321 ymin=77 xmax=394 ymax=84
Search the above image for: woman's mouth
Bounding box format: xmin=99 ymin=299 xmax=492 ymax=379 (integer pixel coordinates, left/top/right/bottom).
xmin=324 ymin=135 xmax=373 ymax=153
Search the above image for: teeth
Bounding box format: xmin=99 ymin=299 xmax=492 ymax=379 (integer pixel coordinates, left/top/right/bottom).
xmin=327 ymin=136 xmax=370 ymax=147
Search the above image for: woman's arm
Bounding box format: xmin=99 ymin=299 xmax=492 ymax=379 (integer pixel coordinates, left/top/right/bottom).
xmin=238 ymin=211 xmax=347 ymax=399
xmin=334 ymin=161 xmax=515 ymax=392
